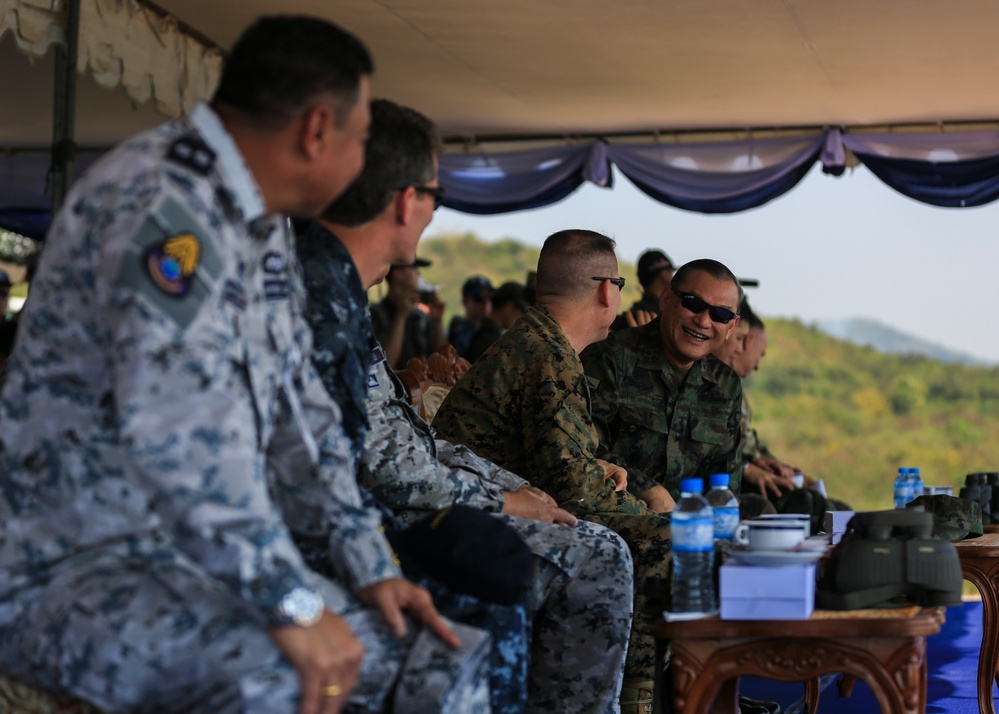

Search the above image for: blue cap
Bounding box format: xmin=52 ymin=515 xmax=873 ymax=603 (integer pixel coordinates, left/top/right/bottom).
xmin=680 ymin=477 xmax=704 ymax=494
xmin=709 ymin=473 xmax=730 ymax=488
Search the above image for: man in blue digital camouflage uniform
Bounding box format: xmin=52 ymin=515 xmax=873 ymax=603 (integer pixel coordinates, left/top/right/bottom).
xmin=0 ymin=16 xmax=491 ymax=714
xmin=297 ymin=98 xmax=634 ymax=714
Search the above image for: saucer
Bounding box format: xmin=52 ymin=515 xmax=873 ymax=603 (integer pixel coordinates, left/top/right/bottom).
xmin=726 ymin=546 xmax=825 ymax=567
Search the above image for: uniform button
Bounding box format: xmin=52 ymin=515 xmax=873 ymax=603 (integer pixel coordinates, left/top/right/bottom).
xmin=629 ymin=425 xmax=636 ymax=433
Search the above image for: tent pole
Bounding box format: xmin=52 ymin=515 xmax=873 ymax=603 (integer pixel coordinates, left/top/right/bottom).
xmin=51 ymin=0 xmax=81 ymax=214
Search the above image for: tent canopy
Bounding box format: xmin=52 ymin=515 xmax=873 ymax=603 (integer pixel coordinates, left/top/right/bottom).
xmin=4 ymin=0 xmax=999 ymax=238
xmin=6 ymin=0 xmax=999 ymax=147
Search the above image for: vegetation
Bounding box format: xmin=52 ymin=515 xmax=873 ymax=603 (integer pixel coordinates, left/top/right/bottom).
xmin=751 ymin=318 xmax=999 ymax=512
xmin=415 ymin=231 xmax=999 ymax=512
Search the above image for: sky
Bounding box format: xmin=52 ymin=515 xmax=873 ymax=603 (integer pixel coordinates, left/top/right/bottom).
xmin=429 ymin=164 xmax=999 ymax=364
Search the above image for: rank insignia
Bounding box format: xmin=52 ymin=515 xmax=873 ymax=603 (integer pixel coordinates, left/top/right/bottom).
xmin=145 ymin=233 xmax=200 ymax=297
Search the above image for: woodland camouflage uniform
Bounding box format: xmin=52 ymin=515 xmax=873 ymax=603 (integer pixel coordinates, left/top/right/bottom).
xmin=434 ymin=305 xmax=672 ymax=684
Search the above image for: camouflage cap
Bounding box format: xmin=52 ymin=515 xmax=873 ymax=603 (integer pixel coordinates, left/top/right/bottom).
xmin=908 ymin=495 xmax=983 ymax=541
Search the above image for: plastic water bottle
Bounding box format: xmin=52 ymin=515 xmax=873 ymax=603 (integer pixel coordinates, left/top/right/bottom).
xmin=671 ymin=477 xmax=716 ymax=614
xmin=706 ymin=473 xmax=740 ymax=543
xmin=909 ymin=467 xmax=924 ymax=502
xmin=894 ymin=468 xmax=911 ymax=509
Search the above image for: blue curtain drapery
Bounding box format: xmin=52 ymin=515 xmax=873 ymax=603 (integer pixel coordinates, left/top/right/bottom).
xmin=9 ymin=128 xmax=999 ymax=239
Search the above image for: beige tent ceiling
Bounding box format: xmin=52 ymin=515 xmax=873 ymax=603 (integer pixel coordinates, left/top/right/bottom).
xmin=4 ymin=0 xmax=999 ymax=148
xmin=146 ymin=0 xmax=999 ymax=138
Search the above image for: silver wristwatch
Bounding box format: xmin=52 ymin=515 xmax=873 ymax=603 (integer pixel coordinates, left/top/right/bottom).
xmin=274 ymin=587 xmax=324 ymax=628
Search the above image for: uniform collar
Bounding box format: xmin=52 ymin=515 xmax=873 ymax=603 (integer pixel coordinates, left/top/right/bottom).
xmin=187 ymin=103 xmax=267 ymax=223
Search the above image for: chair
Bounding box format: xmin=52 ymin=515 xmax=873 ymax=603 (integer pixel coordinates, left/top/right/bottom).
xmin=395 ymin=345 xmax=471 ymax=422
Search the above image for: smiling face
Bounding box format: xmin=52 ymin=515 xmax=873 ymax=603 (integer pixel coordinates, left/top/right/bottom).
xmin=659 ymin=268 xmax=741 ymax=369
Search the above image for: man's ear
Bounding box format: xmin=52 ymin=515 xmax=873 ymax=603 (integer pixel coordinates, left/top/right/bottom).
xmin=597 ymin=278 xmax=614 ymax=308
xmin=393 ymin=186 xmax=416 ymax=225
xmin=299 ymin=103 xmax=333 ymax=161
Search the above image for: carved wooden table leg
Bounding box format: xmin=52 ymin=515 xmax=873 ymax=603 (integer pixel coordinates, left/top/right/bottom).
xmin=956 ymin=533 xmax=999 ymax=714
xmin=803 ymin=676 xmax=821 ymax=714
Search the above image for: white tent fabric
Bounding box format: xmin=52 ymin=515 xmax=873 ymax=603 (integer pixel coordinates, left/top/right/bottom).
xmin=0 ymin=0 xmax=220 ymax=121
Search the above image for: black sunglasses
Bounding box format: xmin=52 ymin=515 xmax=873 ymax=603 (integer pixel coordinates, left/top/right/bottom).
xmin=409 ymin=184 xmax=446 ymax=210
xmin=671 ymin=285 xmax=739 ymax=324
xmin=592 ymin=276 xmax=626 ymax=291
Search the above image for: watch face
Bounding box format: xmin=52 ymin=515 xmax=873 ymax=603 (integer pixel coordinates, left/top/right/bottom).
xmin=278 ymin=587 xmax=324 ymax=627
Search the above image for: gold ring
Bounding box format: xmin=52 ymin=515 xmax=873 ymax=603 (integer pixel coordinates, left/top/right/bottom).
xmin=321 ymin=684 xmax=342 ymax=697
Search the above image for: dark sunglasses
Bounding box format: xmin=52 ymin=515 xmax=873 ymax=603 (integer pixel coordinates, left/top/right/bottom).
xmin=592 ymin=276 xmax=626 ymax=291
xmin=671 ymin=285 xmax=739 ymax=324
xmin=410 ymin=184 xmax=446 ymax=210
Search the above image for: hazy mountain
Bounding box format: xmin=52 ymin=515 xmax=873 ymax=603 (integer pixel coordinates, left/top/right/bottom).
xmin=815 ymin=318 xmax=991 ymax=366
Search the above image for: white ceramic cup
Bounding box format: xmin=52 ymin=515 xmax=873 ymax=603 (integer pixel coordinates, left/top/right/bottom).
xmin=733 ymin=519 xmax=805 ymax=551
xmin=754 ymin=513 xmax=810 ymax=540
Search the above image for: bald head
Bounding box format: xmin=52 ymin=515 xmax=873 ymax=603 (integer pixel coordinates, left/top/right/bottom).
xmin=536 ymin=229 xmax=619 ymax=304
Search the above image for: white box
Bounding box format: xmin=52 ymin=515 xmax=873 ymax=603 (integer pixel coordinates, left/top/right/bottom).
xmin=720 ymin=562 xmax=816 ymax=620
xmin=822 ymin=510 xmax=856 ymax=535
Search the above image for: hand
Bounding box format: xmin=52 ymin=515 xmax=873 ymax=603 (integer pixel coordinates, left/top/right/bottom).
xmin=637 ymin=484 xmax=676 ymax=513
xmin=595 ymin=458 xmax=628 ymax=492
xmin=357 ymin=578 xmax=461 ymax=648
xmin=397 ymin=290 xmax=420 ymax=315
xmin=744 ymin=463 xmax=794 ymax=499
xmin=755 ymin=456 xmax=795 ymax=479
xmin=503 ymin=486 xmax=578 ymax=525
xmin=269 ymin=610 xmax=364 ymax=714
xmin=427 ymin=295 xmax=446 ymax=323
xmin=624 ymin=309 xmax=655 ymax=327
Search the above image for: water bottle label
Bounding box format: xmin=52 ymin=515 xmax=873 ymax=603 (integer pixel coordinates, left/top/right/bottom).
xmin=673 ymin=516 xmax=714 ymax=552
xmin=712 ymin=507 xmax=739 ymax=539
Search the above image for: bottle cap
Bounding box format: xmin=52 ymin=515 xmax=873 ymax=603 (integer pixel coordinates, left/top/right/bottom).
xmin=680 ymin=477 xmax=704 ymax=494
xmin=709 ymin=473 xmax=730 ymax=488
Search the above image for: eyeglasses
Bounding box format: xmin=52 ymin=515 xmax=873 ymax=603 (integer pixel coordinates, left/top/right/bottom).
xmin=408 ymin=184 xmax=446 ymax=210
xmin=671 ymin=286 xmax=739 ymax=324
xmin=592 ymin=276 xmax=626 ymax=291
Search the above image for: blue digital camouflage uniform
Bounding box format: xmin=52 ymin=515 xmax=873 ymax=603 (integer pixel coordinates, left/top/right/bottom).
xmin=297 ymin=221 xmax=530 ymax=714
xmin=581 ymin=318 xmax=744 ymax=501
xmin=0 ymin=104 xmax=491 ymax=714
xmin=297 ymin=224 xmax=634 ymax=714
xmin=433 ymin=306 xmax=672 ymax=683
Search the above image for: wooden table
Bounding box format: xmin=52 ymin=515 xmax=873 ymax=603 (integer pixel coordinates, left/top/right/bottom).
xmin=956 ymin=531 xmax=999 ymax=714
xmin=652 ymin=606 xmax=944 ymax=714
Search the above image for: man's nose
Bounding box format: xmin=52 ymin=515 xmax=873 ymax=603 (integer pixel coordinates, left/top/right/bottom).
xmin=692 ymin=309 xmax=713 ymax=329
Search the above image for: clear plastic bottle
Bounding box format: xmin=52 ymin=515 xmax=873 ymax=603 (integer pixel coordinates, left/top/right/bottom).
xmin=894 ymin=467 xmax=911 ymax=509
xmin=671 ymin=477 xmax=716 ymax=614
xmin=909 ymin=467 xmax=924 ymax=503
xmin=706 ymin=472 xmax=740 ymax=543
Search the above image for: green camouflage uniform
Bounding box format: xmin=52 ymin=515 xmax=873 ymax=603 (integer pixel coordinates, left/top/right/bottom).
xmin=581 ymin=318 xmax=744 ymax=501
xmin=434 ymin=306 xmax=671 ymax=682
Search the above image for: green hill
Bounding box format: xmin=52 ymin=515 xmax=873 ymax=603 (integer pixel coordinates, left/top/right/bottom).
xmin=410 ymin=232 xmax=999 ymax=511
xmin=750 ymin=318 xmax=999 ymax=511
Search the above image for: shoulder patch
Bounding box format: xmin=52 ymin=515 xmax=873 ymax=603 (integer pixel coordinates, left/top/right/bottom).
xmin=370 ymin=345 xmax=388 ymax=367
xmin=144 ymin=233 xmax=200 ymax=297
xmin=166 ymin=135 xmax=216 ymax=176
xmin=116 ymin=195 xmax=223 ymax=329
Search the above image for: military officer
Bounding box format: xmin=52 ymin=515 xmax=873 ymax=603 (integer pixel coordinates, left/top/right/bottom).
xmin=0 ymin=16 xmax=491 ymax=714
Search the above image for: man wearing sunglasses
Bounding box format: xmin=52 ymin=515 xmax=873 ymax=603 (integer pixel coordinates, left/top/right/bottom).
xmin=298 ymin=104 xmax=636 ymax=714
xmin=435 ymin=230 xmax=675 ymax=714
xmin=582 ymin=258 xmax=745 ymax=506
